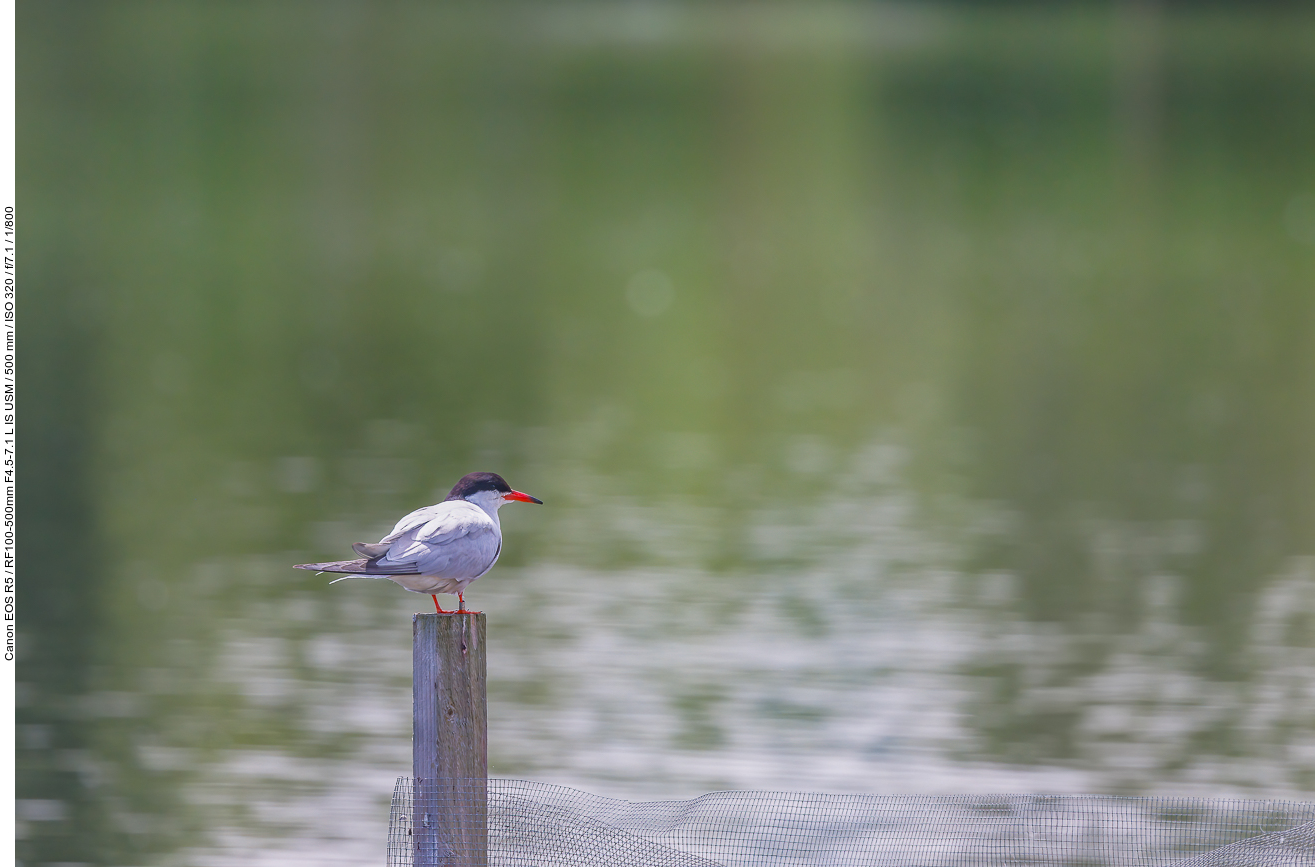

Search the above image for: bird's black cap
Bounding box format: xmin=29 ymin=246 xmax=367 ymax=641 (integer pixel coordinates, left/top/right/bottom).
xmin=445 ymin=472 xmax=514 ymax=501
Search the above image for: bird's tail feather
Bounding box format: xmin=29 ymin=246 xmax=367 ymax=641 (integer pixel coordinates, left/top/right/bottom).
xmin=294 ymin=558 xmax=418 ymax=578
xmin=293 ymin=558 xmax=372 ymax=574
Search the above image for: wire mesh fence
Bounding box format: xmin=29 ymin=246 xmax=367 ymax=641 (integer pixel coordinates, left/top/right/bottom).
xmin=386 ymin=777 xmax=1315 ymax=866
xmin=388 ymin=777 xmax=414 ymax=866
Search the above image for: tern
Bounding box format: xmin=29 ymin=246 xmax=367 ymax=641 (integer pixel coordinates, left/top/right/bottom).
xmin=294 ymin=472 xmax=542 ymax=613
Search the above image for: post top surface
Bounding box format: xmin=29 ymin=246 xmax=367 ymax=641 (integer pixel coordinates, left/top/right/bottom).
xmin=413 ymin=611 xmax=486 ymax=622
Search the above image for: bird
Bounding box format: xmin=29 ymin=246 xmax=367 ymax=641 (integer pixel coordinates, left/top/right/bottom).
xmin=294 ymin=471 xmax=542 ymax=614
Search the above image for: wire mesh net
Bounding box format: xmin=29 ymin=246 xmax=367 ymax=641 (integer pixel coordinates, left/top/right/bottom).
xmin=386 ymin=776 xmax=1315 ymax=866
xmin=388 ymin=777 xmax=414 ymax=866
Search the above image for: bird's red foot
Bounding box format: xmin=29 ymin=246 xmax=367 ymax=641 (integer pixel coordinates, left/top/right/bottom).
xmin=431 ymin=595 xmax=452 ymax=614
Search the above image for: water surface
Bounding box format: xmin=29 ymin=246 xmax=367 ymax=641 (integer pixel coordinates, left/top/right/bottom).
xmin=20 ymin=4 xmax=1315 ymax=864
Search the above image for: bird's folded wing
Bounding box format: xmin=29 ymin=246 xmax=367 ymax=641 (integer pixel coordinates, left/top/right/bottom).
xmin=409 ymin=522 xmax=500 ymax=577
xmin=371 ymin=503 xmax=497 ymax=574
xmin=379 ymin=504 xmax=475 ymax=544
xmin=383 ymin=503 xmax=457 ymax=538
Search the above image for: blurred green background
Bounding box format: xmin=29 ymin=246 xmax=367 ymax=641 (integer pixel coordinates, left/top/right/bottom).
xmin=20 ymin=2 xmax=1315 ymax=864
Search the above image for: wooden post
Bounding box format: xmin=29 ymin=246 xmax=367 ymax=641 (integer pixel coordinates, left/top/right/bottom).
xmin=413 ymin=612 xmax=487 ymax=867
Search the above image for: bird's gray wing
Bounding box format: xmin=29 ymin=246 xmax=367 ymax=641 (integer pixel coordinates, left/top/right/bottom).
xmin=381 ymin=503 xmax=460 ymax=541
xmin=370 ymin=502 xmax=497 ymax=577
xmin=347 ymin=503 xmax=471 ymax=571
xmin=409 ymin=521 xmax=501 ymax=580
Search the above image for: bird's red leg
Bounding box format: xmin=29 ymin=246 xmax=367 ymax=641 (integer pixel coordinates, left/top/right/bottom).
xmin=432 ymin=594 xmax=452 ymax=614
xmin=457 ymin=593 xmax=466 ymax=613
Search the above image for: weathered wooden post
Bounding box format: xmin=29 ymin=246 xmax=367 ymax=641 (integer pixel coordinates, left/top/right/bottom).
xmin=413 ymin=612 xmax=488 ymax=867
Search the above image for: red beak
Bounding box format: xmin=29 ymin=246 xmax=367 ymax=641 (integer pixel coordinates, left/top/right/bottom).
xmin=504 ymin=490 xmax=543 ymax=504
